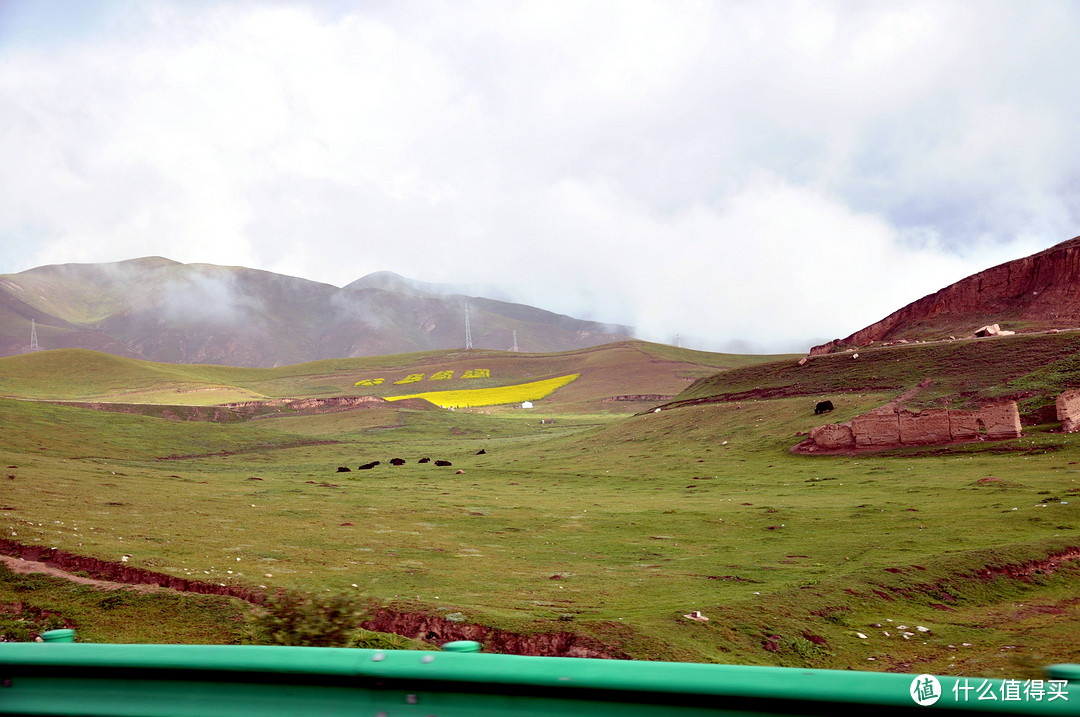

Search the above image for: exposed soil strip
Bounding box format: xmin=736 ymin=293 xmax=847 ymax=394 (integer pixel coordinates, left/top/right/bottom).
xmin=0 ymin=539 xmax=264 ymax=602
xmin=0 ymin=539 xmax=622 ymax=658
xmin=0 ymin=554 xmax=161 ymax=592
xmin=156 ymin=438 xmax=340 ymax=461
xmin=863 ymin=546 xmax=1080 ymax=606
xmin=600 ymin=394 xmax=674 ymax=403
xmin=362 ymin=609 xmax=627 ymax=659
xmin=970 ymin=546 xmax=1080 ymax=581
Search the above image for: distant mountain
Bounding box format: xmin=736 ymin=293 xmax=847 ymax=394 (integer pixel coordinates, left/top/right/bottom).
xmin=811 ymin=235 xmax=1080 ymax=354
xmin=0 ymin=258 xmax=631 ymax=367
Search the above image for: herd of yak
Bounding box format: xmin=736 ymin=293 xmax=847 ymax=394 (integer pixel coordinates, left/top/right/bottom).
xmin=336 ymin=449 xmax=487 ymax=473
xmin=333 ymin=402 xmax=835 ymax=475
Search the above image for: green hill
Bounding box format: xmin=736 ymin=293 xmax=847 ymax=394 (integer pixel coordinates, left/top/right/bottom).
xmin=0 ymin=341 xmax=779 ymax=410
xmin=670 ymin=330 xmax=1080 ymax=420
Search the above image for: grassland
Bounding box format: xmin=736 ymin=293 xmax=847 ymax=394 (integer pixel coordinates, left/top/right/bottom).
xmin=0 ymin=337 xmax=1078 ymax=677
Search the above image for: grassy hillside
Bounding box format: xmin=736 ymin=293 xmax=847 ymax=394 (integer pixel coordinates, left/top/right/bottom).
xmin=0 ymin=257 xmax=178 ymax=325
xmin=0 ymin=342 xmax=779 ymax=410
xmin=673 ymin=331 xmax=1080 ymax=418
xmin=0 ymin=337 xmax=1077 ymax=676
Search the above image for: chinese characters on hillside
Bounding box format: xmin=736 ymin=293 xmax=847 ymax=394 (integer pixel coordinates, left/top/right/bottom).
xmin=355 ymin=369 xmax=490 ymax=387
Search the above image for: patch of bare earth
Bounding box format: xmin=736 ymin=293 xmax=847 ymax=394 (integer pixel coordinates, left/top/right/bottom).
xmin=0 ymin=554 xmax=161 ymax=593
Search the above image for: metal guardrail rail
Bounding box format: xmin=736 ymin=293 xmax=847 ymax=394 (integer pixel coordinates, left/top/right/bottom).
xmin=0 ymin=637 xmax=1077 ymax=716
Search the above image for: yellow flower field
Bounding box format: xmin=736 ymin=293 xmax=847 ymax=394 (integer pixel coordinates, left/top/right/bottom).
xmin=384 ymin=373 xmax=580 ymax=408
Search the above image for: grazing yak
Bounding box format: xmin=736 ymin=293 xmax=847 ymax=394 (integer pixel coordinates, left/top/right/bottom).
xmin=389 ymin=458 xmax=406 ymax=466
xmin=357 ymin=461 xmax=378 ymax=470
xmin=336 ymin=466 xmax=351 ymax=473
xmin=418 ymin=457 xmax=431 ymax=464
xmin=814 ymin=400 xmax=834 ymax=415
xmin=434 ymin=460 xmax=453 ymax=467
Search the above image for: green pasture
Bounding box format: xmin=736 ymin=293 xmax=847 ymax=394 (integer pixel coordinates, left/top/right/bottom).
xmin=0 ymin=339 xmax=1078 ymax=676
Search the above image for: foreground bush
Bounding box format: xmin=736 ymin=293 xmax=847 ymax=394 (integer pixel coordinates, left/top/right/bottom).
xmin=245 ymin=591 xmax=367 ymax=647
xmin=348 ymin=628 xmax=427 ymax=650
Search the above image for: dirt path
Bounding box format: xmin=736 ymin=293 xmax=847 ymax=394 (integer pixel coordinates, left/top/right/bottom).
xmin=874 ymin=377 xmax=933 ymax=413
xmin=0 ymin=539 xmax=264 ymax=602
xmin=0 ymin=554 xmax=161 ymax=593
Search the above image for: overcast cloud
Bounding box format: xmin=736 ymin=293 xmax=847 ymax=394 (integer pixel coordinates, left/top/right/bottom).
xmin=1 ymin=0 xmax=1077 ymax=352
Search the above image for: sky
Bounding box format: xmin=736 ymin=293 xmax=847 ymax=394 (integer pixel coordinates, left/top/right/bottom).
xmin=1 ymin=0 xmax=1078 ymax=353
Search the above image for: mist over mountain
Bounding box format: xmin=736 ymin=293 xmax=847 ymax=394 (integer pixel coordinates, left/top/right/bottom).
xmin=0 ymin=258 xmax=631 ymax=367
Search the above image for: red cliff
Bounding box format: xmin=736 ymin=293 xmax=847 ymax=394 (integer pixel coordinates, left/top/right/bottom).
xmin=812 ymin=236 xmax=1080 ymax=354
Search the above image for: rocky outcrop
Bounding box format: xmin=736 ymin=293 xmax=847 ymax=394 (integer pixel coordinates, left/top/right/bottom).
xmin=849 ymin=412 xmax=902 ymax=447
xmin=1058 ymin=390 xmax=1080 ymax=433
xmin=811 ymin=236 xmax=1080 ymax=354
xmin=971 ymin=323 xmax=1015 ymax=338
xmin=967 ymin=403 xmax=1023 ymax=439
xmin=800 ymin=402 xmax=1021 ymax=453
xmin=898 ymin=409 xmax=951 ymax=445
xmin=807 ymin=423 xmax=855 ymax=449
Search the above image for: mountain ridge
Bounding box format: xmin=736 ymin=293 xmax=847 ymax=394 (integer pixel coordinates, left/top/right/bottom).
xmin=0 ymin=258 xmax=631 ymax=367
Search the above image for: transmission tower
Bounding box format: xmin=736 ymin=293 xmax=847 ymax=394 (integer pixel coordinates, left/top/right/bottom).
xmin=511 ymin=330 xmax=519 ymax=352
xmin=29 ymin=319 xmax=40 ymax=351
xmin=464 ymin=302 xmax=473 ymax=350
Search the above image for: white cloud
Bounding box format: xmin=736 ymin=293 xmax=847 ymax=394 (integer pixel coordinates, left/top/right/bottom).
xmin=1 ymin=0 xmax=1077 ymax=352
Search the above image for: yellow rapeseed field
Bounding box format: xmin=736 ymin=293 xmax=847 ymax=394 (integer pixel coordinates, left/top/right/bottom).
xmin=384 ymin=373 xmax=580 ymax=408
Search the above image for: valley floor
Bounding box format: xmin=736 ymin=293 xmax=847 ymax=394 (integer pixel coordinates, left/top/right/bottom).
xmin=1 ymin=342 xmax=1079 ymax=677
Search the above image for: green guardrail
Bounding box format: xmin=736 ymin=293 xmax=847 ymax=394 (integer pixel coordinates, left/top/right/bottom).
xmin=0 ymin=636 xmax=1076 ymax=716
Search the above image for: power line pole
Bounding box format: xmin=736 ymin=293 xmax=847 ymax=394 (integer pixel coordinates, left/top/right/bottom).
xmin=464 ymin=302 xmax=473 ymax=350
xmin=511 ymin=330 xmax=518 ymax=352
xmin=30 ymin=319 xmax=39 ymax=351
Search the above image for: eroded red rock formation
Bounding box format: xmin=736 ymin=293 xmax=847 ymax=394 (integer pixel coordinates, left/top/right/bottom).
xmin=801 ymin=402 xmax=1021 ymax=452
xmin=1058 ymin=390 xmax=1080 ymax=433
xmin=811 ymin=236 xmax=1080 ymax=354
